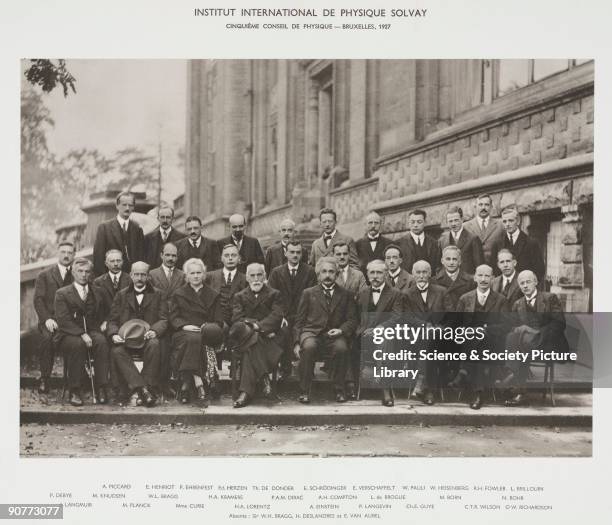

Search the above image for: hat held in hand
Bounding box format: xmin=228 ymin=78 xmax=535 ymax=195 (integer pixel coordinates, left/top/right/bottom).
xmin=200 ymin=322 xmax=224 ymax=346
xmin=118 ymin=319 xmax=150 ymax=349
xmin=227 ymin=321 xmax=258 ymax=351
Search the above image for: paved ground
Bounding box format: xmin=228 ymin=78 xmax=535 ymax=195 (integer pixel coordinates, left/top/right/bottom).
xmin=20 ymin=422 xmax=591 ymax=457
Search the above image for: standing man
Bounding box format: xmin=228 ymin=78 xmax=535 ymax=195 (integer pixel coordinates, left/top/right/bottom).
xmin=438 ymin=206 xmax=484 ymax=275
xmin=107 ymin=261 xmax=167 ymax=407
xmin=93 ymin=249 xmax=131 ymax=333
xmin=217 ymin=213 xmax=264 ymax=274
xmin=463 ymin=194 xmax=504 ymax=263
xmin=489 ymin=206 xmax=546 ymax=283
xmin=397 ymin=209 xmax=441 ymax=274
xmin=33 ymin=241 xmax=75 ymax=394
xmin=354 ymin=211 xmax=392 ymax=275
xmin=308 ymin=208 xmax=359 ymax=269
xmin=264 ymin=218 xmax=308 ymax=274
xmin=175 ymin=215 xmax=221 ymax=271
xmin=229 ymin=263 xmax=285 ymax=408
xmin=333 ymin=241 xmax=368 ymax=297
xmin=93 ymin=191 xmax=144 ymax=276
xmin=491 ymin=248 xmax=523 ymax=306
xmin=54 ymin=258 xmax=110 ymax=406
xmin=433 ymin=246 xmax=476 ymax=312
xmin=383 ymin=244 xmax=415 ymax=293
xmin=293 ymin=257 xmax=358 ymax=403
xmin=144 ymin=205 xmax=186 ymax=268
xmin=268 ymin=240 xmax=317 ymax=378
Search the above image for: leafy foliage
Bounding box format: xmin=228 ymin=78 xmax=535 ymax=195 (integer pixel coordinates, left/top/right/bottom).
xmin=24 ymin=59 xmax=76 ymax=97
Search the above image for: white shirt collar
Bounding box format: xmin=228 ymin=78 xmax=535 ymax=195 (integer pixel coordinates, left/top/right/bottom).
xmin=509 ymin=229 xmax=520 ymax=243
xmin=288 ymin=262 xmax=299 ymax=271
xmin=477 ymin=288 xmax=491 ymax=300
xmin=452 ymin=227 xmax=464 ymax=240
xmin=372 ymin=283 xmax=385 ymax=292
xmin=109 ymin=271 xmax=121 ymax=280
xmin=410 ymin=232 xmax=425 ymax=242
xmin=57 ymin=263 xmax=69 ymax=278
xmin=504 ymin=271 xmax=516 ymax=283
xmin=163 ymin=265 xmax=174 ymax=276
xmin=416 ymin=282 xmax=428 ymax=291
xmin=324 ymin=229 xmax=337 ymax=239
xmin=190 ymin=284 xmax=203 ymax=293
xmin=223 ymin=267 xmax=236 ymax=278
xmin=116 ymin=215 xmax=129 ymax=228
xmin=74 ymin=282 xmax=88 ymax=293
xmin=388 ymin=268 xmax=401 ymax=278
xmin=526 ymin=291 xmax=538 ymax=303
xmin=446 ymin=270 xmax=459 ymax=281
xmin=191 ymin=236 xmax=201 ymax=248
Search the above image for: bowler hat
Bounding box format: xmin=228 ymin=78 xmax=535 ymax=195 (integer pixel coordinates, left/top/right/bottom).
xmin=200 ymin=322 xmax=224 ymax=346
xmin=227 ymin=321 xmax=258 ymax=350
xmin=118 ymin=319 xmax=150 ymax=349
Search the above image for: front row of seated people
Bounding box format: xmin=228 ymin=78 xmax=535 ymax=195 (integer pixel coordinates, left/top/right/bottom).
xmin=36 ymin=240 xmax=568 ymax=411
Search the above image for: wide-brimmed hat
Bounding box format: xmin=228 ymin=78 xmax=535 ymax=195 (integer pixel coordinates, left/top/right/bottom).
xmin=227 ymin=321 xmax=258 ymax=350
xmin=118 ymin=319 xmax=150 ymax=349
xmin=200 ymin=322 xmax=224 ymax=346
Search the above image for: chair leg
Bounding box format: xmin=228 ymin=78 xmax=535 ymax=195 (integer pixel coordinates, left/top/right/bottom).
xmin=549 ymin=364 xmax=555 ymax=407
xmin=542 ymin=363 xmax=549 ymax=401
xmin=230 ymin=352 xmax=238 ymax=401
xmin=61 ymin=354 xmax=68 ymax=401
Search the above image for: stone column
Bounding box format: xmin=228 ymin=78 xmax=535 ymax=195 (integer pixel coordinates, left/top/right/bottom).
xmin=349 ymin=60 xmax=367 ymax=182
xmin=559 ymin=204 xmax=588 ymax=312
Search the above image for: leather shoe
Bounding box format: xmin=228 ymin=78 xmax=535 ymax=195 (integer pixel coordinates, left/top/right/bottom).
xmin=345 ymin=382 xmax=357 ymax=400
xmin=470 ymin=393 xmax=483 ymax=410
xmin=423 ymin=391 xmax=435 ymax=406
xmin=97 ymin=386 xmax=108 ymax=405
xmin=38 ymin=378 xmax=49 ymax=395
xmin=335 ymin=391 xmax=347 ymax=403
xmin=69 ymin=390 xmax=83 ymax=407
xmin=261 ymin=375 xmax=273 ymax=398
xmin=505 ymin=393 xmax=525 ymax=407
xmin=233 ymin=391 xmax=250 ymax=408
xmin=382 ymin=389 xmax=394 ymax=407
xmin=298 ymin=393 xmax=310 ymax=404
xmin=196 ymin=385 xmax=209 ymax=408
xmin=139 ymin=387 xmax=156 ymax=408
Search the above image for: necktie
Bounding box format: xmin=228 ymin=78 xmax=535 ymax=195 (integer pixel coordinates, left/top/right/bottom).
xmin=416 ymin=236 xmax=422 ymax=247
xmin=63 ymin=266 xmax=72 ymax=285
xmin=290 ymin=268 xmax=297 ymax=279
xmin=226 ymin=272 xmax=233 ymax=286
xmin=191 ymin=240 xmax=197 ymax=249
xmin=480 ymin=219 xmax=486 ymax=232
xmin=79 ymin=285 xmax=88 ymax=302
xmin=478 ymin=294 xmax=486 ymax=306
xmin=502 ymin=278 xmax=510 ymax=295
xmin=323 ymin=288 xmax=332 ymax=306
xmin=123 ymin=221 xmax=128 ymax=233
xmin=391 ymin=275 xmax=398 ymax=287
xmin=324 ymin=234 xmax=332 ymax=248
xmin=168 ymin=268 xmax=173 ymax=280
xmin=508 ymin=234 xmax=514 ymax=245
xmin=112 ymin=274 xmax=119 ymax=289
xmin=161 ymin=229 xmax=168 ymax=242
xmin=419 ymin=286 xmax=429 ymax=296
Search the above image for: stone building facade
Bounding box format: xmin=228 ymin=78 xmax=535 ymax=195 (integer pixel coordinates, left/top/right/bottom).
xmin=185 ymin=59 xmax=593 ymax=312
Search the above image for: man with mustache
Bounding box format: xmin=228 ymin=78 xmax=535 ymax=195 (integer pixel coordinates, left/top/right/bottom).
xmin=217 ymin=213 xmax=264 ymax=274
xmin=175 ymin=215 xmax=221 ymax=272
xmin=354 ymin=211 xmax=392 ymax=275
xmin=264 ymin=218 xmax=308 ymax=274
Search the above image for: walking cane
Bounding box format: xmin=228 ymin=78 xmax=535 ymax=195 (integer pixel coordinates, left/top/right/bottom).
xmin=83 ymin=315 xmax=97 ymax=404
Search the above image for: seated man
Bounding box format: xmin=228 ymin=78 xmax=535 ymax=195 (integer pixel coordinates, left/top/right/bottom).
xmin=107 ymin=261 xmax=168 ymax=407
xmin=168 ymin=258 xmax=224 ymax=406
xmin=293 ymin=257 xmax=358 ymax=403
xmin=54 ymin=258 xmax=110 ymax=406
xmin=229 ymin=263 xmax=285 ymax=408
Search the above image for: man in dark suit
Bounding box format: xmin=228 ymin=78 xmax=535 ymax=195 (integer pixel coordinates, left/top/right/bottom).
xmin=463 ymin=194 xmax=505 ymax=263
xmin=230 ymin=263 xmax=285 ymax=408
xmin=293 ymin=257 xmax=358 ymax=403
xmin=353 ymin=259 xmax=404 ymax=406
xmin=217 ymin=213 xmax=264 ymax=274
xmin=107 ymin=261 xmax=167 ymax=407
xmin=92 ymin=249 xmax=131 ymax=333
xmin=489 ymin=206 xmax=546 ymax=283
xmin=168 ymin=258 xmax=225 ymax=406
xmin=33 ymin=241 xmax=75 ymax=394
xmin=433 ymin=245 xmax=476 ymax=311
xmin=438 ymin=206 xmax=484 ymax=275
xmin=268 ymin=240 xmax=317 ymax=378
xmin=455 ymin=264 xmax=509 ymax=410
xmin=383 ymin=244 xmax=415 ymax=294
xmin=404 ymin=260 xmax=448 ymax=405
xmin=502 ymin=270 xmax=569 ymax=407
xmin=54 ymin=258 xmax=110 ymax=406
xmin=264 ymin=218 xmax=308 ymax=274
xmin=355 ymin=211 xmax=393 ymax=275
xmin=333 ymin=241 xmax=368 ymax=298
xmin=93 ymin=191 xmax=145 ymax=276
xmin=396 ymin=209 xmax=441 ymax=274
xmin=144 ymin=205 xmax=186 ymax=268
xmin=308 ymin=208 xmax=359 ymax=269
xmin=175 ymin=215 xmax=221 ymax=271
xmin=491 ymin=248 xmax=523 ymax=306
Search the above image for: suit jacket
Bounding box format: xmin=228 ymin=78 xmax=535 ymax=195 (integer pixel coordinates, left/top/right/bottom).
xmin=355 ymin=235 xmax=393 ymax=275
xmin=264 ymin=241 xmax=309 ymax=275
xmin=204 ymin=268 xmax=247 ymax=294
xmin=144 ymin=227 xmax=186 ymax=268
xmin=217 ymin=235 xmax=264 ymax=274
xmin=33 ymin=265 xmax=72 ymax=327
xmin=93 ymin=217 xmax=145 ymax=276
xmin=355 ymin=284 xmax=404 ymax=337
xmin=294 ymin=284 xmax=358 ymax=345
xmin=308 ymin=230 xmax=359 ymax=269
xmin=438 ymin=229 xmax=484 ymax=275
xmin=92 ymin=271 xmax=131 ymax=322
xmin=491 ymin=274 xmax=523 ymax=307
xmin=490 ymin=230 xmax=546 ymax=283
xmin=54 ymin=284 xmax=106 ymax=340
xmin=335 ymin=266 xmax=368 ymax=298
xmin=267 ymin=263 xmax=317 ymax=325
xmin=404 ymin=283 xmax=448 ymax=316
xmin=107 ymin=282 xmax=168 ymax=338
xmin=175 ymin=236 xmax=221 ymax=272
xmin=148 ymin=265 xmax=186 ymax=300
xmin=396 ymin=233 xmax=441 ymax=274
xmin=433 ymin=270 xmax=476 ymax=311
xmin=231 ymin=285 xmax=285 ymax=335
xmin=168 ymin=283 xmax=224 ymax=331
xmin=463 ymin=216 xmax=504 ymax=262
xmin=455 ymin=288 xmax=510 ymax=347
xmin=385 ymin=269 xmax=415 ymax=293
xmin=456 ymin=289 xmax=509 ymax=314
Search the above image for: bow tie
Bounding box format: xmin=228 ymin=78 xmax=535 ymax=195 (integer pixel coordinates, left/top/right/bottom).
xmin=372 ymin=288 xmax=382 ymax=294
xmin=368 ymin=236 xmax=379 ymax=241
xmin=418 ymin=286 xmax=429 ymax=293
xmin=135 ymin=290 xmax=145 ymax=296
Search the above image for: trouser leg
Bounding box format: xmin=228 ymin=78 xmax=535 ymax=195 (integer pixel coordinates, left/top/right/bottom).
xmin=38 ymin=328 xmax=55 ymax=378
xmin=298 ymin=337 xmax=318 ymax=394
xmin=111 ymin=345 xmax=145 ymax=391
xmin=90 ymin=332 xmax=110 ymax=387
xmin=59 ymin=336 xmax=87 ymax=390
xmin=328 ymin=337 xmax=348 ymax=391
xmin=141 ymin=339 xmax=161 ymax=388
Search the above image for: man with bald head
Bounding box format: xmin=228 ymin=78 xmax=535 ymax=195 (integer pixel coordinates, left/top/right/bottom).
xmin=501 ymin=270 xmax=569 ymax=406
xmin=218 ymin=213 xmax=264 ymax=274
xmin=144 ymin=205 xmax=186 ymax=268
xmin=355 ymin=211 xmax=392 ymax=275
xmin=264 ymin=218 xmax=308 ymax=274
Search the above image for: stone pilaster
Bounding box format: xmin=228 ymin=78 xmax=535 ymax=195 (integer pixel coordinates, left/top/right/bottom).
xmin=559 ymin=204 xmax=589 ymax=312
